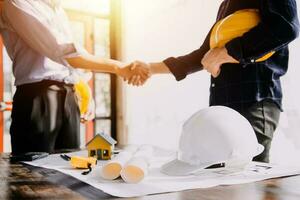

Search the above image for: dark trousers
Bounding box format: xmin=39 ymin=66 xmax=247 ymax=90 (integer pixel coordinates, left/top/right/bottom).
xmin=241 ymin=100 xmax=281 ymax=163
xmin=10 ymin=80 xmax=81 ymax=155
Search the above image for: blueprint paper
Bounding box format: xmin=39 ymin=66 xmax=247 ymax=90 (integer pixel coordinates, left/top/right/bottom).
xmin=24 ymin=146 xmax=300 ymax=198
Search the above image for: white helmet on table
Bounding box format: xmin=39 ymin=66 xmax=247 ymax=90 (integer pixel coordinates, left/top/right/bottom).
xmin=161 ymin=106 xmax=264 ymax=176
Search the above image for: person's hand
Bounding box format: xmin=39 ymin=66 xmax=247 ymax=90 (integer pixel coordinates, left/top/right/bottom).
xmin=127 ymin=61 xmax=152 ymax=86
xmin=201 ymin=47 xmax=238 ymax=78
xmin=117 ymin=62 xmax=151 ymax=86
xmin=80 ymin=99 xmax=95 ymax=123
xmin=116 ymin=63 xmax=134 ymax=80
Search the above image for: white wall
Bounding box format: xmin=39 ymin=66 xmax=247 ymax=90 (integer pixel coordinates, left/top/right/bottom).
xmin=272 ymin=6 xmax=300 ymax=164
xmin=122 ymin=0 xmax=221 ymax=150
xmin=122 ymin=0 xmax=300 ymax=163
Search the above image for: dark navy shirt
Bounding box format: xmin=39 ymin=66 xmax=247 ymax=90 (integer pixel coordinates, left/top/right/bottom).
xmin=164 ymin=0 xmax=299 ymax=112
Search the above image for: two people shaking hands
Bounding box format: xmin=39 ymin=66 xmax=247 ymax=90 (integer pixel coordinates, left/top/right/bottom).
xmin=120 ymin=46 xmax=237 ymax=86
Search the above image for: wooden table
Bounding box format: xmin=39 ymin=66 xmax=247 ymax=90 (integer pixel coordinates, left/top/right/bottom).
xmin=1 ymin=153 xmax=300 ymax=200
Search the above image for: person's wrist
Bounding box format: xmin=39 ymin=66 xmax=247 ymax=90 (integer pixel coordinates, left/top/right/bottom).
xmin=115 ymin=66 xmax=121 ymax=75
xmin=113 ymin=63 xmax=122 ymax=75
xmin=149 ymin=62 xmax=169 ymax=74
xmin=149 ymin=63 xmax=159 ymax=74
xmin=113 ymin=61 xmax=125 ymax=75
xmin=222 ymin=47 xmax=238 ymax=63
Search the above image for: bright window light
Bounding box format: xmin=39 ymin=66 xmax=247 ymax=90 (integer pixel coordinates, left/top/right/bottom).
xmin=61 ymin=0 xmax=110 ymax=15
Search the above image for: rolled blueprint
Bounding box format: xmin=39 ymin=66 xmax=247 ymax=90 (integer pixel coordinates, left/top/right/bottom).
xmin=120 ymin=145 xmax=153 ymax=183
xmin=101 ymin=146 xmax=138 ymax=180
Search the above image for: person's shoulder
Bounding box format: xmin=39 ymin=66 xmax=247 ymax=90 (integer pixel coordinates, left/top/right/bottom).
xmin=5 ymin=0 xmax=25 ymax=8
xmin=3 ymin=0 xmax=28 ymax=14
xmin=4 ymin=0 xmax=44 ymax=15
xmin=4 ymin=0 xmax=44 ymax=21
xmin=0 ymin=0 xmax=48 ymax=32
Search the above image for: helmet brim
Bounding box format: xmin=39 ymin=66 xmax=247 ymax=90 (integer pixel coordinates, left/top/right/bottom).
xmin=160 ymin=159 xmax=211 ymax=176
xmin=161 ymin=144 xmax=264 ymax=176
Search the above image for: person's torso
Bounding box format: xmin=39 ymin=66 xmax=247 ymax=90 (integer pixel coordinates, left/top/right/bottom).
xmin=0 ymin=0 xmax=74 ymax=86
xmin=210 ymin=0 xmax=287 ymax=111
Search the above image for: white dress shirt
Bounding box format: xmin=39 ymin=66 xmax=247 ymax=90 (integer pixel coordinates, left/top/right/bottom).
xmin=0 ymin=0 xmax=85 ymax=86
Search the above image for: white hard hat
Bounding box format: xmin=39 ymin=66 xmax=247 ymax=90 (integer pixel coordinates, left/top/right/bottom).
xmin=161 ymin=106 xmax=264 ymax=176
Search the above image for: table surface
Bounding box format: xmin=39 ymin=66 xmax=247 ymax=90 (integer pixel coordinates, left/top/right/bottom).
xmin=1 ymin=153 xmax=300 ymax=200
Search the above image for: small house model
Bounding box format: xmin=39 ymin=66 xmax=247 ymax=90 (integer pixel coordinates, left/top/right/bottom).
xmin=86 ymin=133 xmax=117 ymax=160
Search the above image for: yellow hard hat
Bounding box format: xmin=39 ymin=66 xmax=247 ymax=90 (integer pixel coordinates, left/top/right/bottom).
xmin=210 ymin=9 xmax=274 ymax=62
xmin=74 ymin=79 xmax=92 ymax=116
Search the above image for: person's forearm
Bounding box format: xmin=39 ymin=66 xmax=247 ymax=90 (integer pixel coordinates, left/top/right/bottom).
xmin=225 ymin=0 xmax=299 ymax=64
xmin=149 ymin=62 xmax=170 ymax=74
xmin=66 ymin=54 xmax=122 ymax=74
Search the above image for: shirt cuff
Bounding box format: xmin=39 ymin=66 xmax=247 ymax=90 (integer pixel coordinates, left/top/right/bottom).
xmin=59 ymin=43 xmax=88 ymax=67
xmin=163 ymin=57 xmax=188 ymax=81
xmin=225 ymin=38 xmax=256 ymax=65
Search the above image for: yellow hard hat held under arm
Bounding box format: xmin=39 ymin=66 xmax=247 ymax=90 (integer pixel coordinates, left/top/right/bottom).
xmin=210 ymin=9 xmax=275 ymax=62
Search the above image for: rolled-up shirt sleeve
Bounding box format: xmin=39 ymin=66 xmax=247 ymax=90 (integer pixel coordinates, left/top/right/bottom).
xmin=225 ymin=0 xmax=300 ymax=65
xmin=4 ymin=0 xmax=81 ymax=65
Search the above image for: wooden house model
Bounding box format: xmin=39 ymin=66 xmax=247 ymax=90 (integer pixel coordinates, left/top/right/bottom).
xmin=86 ymin=133 xmax=117 ymax=160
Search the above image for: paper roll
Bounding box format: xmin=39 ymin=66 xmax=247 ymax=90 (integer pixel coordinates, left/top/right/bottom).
xmin=120 ymin=157 xmax=148 ymax=183
xmin=101 ymin=162 xmax=122 ymax=180
xmin=121 ymin=145 xmax=153 ymax=183
xmin=101 ymin=146 xmax=138 ymax=180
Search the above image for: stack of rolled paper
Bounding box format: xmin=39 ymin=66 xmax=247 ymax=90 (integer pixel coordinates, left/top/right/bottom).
xmin=101 ymin=145 xmax=153 ymax=183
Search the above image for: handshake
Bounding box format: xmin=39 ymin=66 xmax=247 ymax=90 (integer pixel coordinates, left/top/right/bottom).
xmin=117 ymin=61 xmax=152 ymax=86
